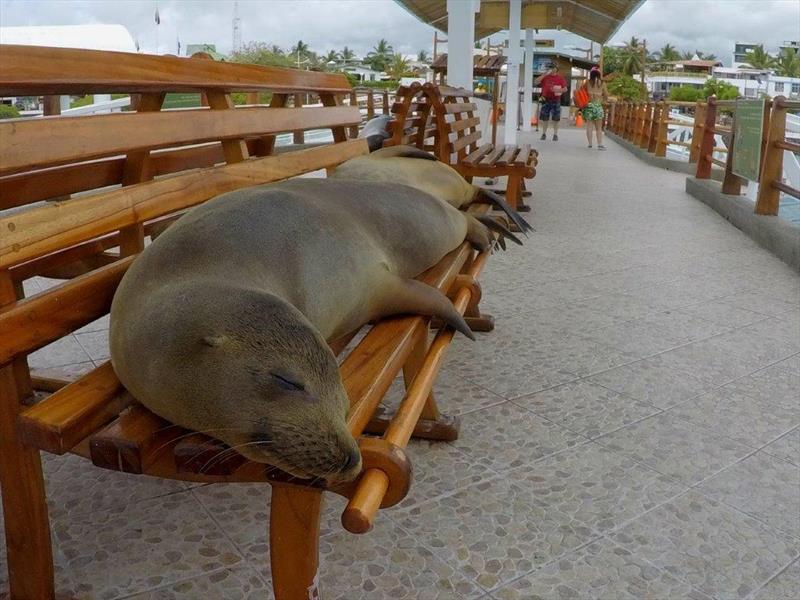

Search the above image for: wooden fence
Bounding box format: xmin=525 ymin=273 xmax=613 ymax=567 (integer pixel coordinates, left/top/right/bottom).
xmin=604 ymin=96 xmax=799 ymax=216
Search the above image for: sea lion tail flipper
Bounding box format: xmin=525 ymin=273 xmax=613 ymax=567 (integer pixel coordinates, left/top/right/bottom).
xmin=368 ymin=145 xmax=438 ymax=161
xmin=473 ymin=188 xmax=534 ymax=233
xmin=466 ymin=214 xmax=522 ymax=252
xmin=476 ymin=215 xmax=523 ymax=247
xmin=378 ymin=276 xmax=475 ymax=340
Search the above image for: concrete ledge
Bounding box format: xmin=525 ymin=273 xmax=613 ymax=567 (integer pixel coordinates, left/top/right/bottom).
xmin=607 ymin=132 xmax=723 ymax=181
xmin=686 ymin=177 xmax=800 ymax=271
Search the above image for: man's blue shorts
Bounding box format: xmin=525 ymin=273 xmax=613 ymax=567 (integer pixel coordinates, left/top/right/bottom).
xmin=539 ymin=100 xmax=561 ymax=121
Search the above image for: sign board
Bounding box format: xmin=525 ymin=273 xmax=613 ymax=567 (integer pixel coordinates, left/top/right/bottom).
xmin=732 ymin=98 xmax=766 ymax=181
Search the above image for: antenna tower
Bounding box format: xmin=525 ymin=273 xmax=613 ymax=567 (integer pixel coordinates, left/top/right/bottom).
xmin=232 ymin=1 xmax=242 ymax=53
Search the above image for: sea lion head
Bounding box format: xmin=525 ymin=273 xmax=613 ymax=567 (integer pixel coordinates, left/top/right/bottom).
xmin=112 ymin=286 xmax=362 ymax=483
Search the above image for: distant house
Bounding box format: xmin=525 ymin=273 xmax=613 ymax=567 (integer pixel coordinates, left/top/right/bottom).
xmin=343 ymin=65 xmax=385 ymax=82
xmin=185 ymin=44 xmax=228 ymax=61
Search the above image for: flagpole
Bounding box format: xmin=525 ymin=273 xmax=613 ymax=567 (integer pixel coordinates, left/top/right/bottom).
xmin=154 ymin=1 xmax=160 ymax=55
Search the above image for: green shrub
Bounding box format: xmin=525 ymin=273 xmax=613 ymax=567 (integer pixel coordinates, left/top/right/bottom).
xmin=607 ymin=74 xmax=647 ymax=101
xmin=0 ymin=104 xmax=20 ymax=119
xmin=668 ymin=86 xmax=702 ymax=102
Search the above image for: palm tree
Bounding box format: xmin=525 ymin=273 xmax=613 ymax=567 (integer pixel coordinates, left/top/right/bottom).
xmin=291 ymin=40 xmax=310 ymax=59
xmin=656 ymin=43 xmax=680 ymax=63
xmin=323 ymin=50 xmax=340 ymax=64
xmin=776 ymin=48 xmax=800 ymax=77
xmin=417 ymin=49 xmax=429 ymax=63
xmin=681 ymin=50 xmax=696 ymax=60
xmin=744 ymin=45 xmax=777 ymax=70
xmin=365 ymin=38 xmax=394 ymax=71
xmin=620 ymin=37 xmax=644 ymax=75
xmin=269 ymin=44 xmax=284 ymax=56
xmin=386 ymin=53 xmax=410 ymax=79
xmin=341 ymin=46 xmax=356 ymax=62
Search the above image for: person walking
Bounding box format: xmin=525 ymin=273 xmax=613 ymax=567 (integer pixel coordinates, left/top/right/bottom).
xmin=583 ymin=66 xmax=609 ymax=150
xmin=535 ymin=63 xmax=567 ymax=141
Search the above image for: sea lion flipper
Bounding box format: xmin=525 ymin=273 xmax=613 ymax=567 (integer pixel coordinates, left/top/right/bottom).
xmin=476 ymin=215 xmax=523 ymax=247
xmin=376 ymin=276 xmax=475 ymax=340
xmin=369 ymin=145 xmax=438 ymax=162
xmin=474 ymin=188 xmax=534 ymax=233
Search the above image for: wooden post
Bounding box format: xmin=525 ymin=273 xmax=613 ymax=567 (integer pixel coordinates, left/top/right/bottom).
xmin=382 ymin=90 xmax=389 ymax=115
xmin=721 ymin=127 xmax=745 ymax=196
xmin=755 ymin=96 xmax=787 ymax=215
xmin=293 ymin=93 xmax=305 ymax=144
xmin=654 ymin=101 xmax=669 ymax=157
xmin=689 ymin=101 xmax=706 ymax=163
xmin=269 ymin=485 xmax=323 ymax=600
xmin=42 ymin=95 xmax=61 ymax=116
xmin=695 ymin=96 xmax=718 ymax=179
xmin=348 ymin=90 xmax=359 ymax=139
xmin=0 ymin=273 xmax=55 ymax=600
xmin=640 ymin=103 xmax=653 ymax=149
xmin=366 ymin=90 xmax=375 ymax=120
xmin=647 ymin=102 xmax=661 ymax=153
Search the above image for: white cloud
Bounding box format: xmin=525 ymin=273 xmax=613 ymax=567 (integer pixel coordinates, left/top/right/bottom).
xmin=0 ymin=0 xmax=796 ymax=66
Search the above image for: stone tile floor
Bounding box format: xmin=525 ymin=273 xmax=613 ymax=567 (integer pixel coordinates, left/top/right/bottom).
xmin=2 ymin=126 xmax=799 ymax=599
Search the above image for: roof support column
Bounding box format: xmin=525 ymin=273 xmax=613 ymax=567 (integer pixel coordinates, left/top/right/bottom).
xmin=522 ymin=28 xmax=534 ymax=132
xmin=504 ymin=0 xmax=522 ymax=145
xmin=446 ymin=0 xmax=477 ymax=90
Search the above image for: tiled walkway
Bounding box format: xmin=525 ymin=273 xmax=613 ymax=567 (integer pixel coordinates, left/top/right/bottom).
xmin=2 ymin=126 xmax=799 ymax=599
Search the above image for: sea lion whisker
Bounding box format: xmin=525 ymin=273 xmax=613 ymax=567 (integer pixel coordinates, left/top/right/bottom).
xmin=198 ymin=442 xmax=267 ymax=474
xmin=151 ymin=427 xmax=250 ymax=458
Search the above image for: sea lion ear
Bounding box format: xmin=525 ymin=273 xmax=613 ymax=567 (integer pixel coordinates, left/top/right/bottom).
xmin=369 ymin=145 xmax=438 ymax=161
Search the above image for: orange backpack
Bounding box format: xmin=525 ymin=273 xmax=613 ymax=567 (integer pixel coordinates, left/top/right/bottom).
xmin=573 ymin=85 xmax=590 ymax=109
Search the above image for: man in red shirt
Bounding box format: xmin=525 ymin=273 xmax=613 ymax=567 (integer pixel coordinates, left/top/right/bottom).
xmin=535 ymin=63 xmax=568 ymax=141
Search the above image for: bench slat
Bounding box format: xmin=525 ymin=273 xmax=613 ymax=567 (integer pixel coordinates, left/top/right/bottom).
xmin=462 ymin=143 xmax=493 ymax=166
xmin=449 ymin=130 xmax=482 ymax=154
xmin=0 ymin=139 xmax=369 ymax=269
xmin=495 ymin=146 xmax=518 ymax=166
xmin=0 ymin=44 xmax=352 ymax=96
xmin=0 ymin=258 xmax=133 ymax=364
xmin=513 ymin=144 xmax=532 ymax=166
xmin=479 ymin=145 xmax=506 ymax=166
xmin=449 ymin=117 xmax=481 ymax=133
xmin=1 ymin=106 xmax=361 ymax=176
xmin=443 ymin=102 xmax=477 ymax=114
xmin=17 ymin=362 xmax=129 ymax=455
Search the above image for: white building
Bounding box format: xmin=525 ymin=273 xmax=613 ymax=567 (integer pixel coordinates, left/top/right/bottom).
xmin=343 ymin=65 xmax=385 ymax=83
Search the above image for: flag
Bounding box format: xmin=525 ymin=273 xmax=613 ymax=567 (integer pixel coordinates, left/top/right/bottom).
xmin=154 ymin=8 xmax=160 ymax=25
xmin=177 ymin=36 xmax=181 ymax=55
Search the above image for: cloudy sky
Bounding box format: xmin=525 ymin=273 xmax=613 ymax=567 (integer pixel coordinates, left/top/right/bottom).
xmin=0 ymin=0 xmax=797 ymax=66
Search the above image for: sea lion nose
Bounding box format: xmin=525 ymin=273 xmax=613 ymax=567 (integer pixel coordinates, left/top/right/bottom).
xmin=341 ymin=446 xmax=362 ymax=474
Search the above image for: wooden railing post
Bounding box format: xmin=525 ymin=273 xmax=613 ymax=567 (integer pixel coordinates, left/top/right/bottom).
xmin=721 ymin=123 xmax=745 ymax=195
xmin=689 ymin=101 xmax=706 ymax=163
xmin=647 ymin=102 xmax=661 ymax=153
xmin=755 ymin=96 xmax=787 ymax=215
xmin=382 ymin=90 xmax=389 ymax=115
xmin=654 ymin=101 xmax=669 ymax=157
xmin=366 ymin=90 xmax=375 ymax=120
xmin=639 ymin=103 xmax=653 ymax=148
xmin=293 ymin=93 xmax=305 ymax=144
xmin=348 ymin=90 xmax=359 ymax=138
xmin=695 ymin=96 xmax=718 ymax=179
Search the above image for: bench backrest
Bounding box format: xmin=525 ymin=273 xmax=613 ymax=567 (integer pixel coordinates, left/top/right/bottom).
xmin=386 ymin=83 xmax=481 ymax=165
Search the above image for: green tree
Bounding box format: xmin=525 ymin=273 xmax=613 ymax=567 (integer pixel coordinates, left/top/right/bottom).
xmin=269 ymin=44 xmax=284 ymax=56
xmin=606 ymin=74 xmax=647 ymax=101
xmin=291 ymin=40 xmax=310 ymax=58
xmin=323 ymin=50 xmax=340 ymax=64
xmin=341 ymin=46 xmax=356 ymax=63
xmin=417 ymin=49 xmax=429 ymax=63
xmin=386 ymin=53 xmax=410 ymax=79
xmin=601 ymin=46 xmax=623 ymax=74
xmin=0 ymin=104 xmax=20 ymax=119
xmin=743 ymin=45 xmax=777 ymax=70
xmin=365 ymin=38 xmax=394 ymax=71
xmin=702 ymin=78 xmax=739 ymax=100
xmin=655 ymin=43 xmax=680 ymax=63
xmin=775 ymin=48 xmax=800 ymax=77
xmin=620 ymin=37 xmax=645 ymax=75
xmin=668 ymin=85 xmax=702 ymax=102
xmin=231 ymin=41 xmax=293 ymax=68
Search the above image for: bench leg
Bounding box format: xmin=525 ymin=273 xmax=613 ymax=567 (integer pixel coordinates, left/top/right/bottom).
xmin=0 ymin=276 xmax=56 ymax=600
xmin=269 ymin=485 xmax=324 ymax=600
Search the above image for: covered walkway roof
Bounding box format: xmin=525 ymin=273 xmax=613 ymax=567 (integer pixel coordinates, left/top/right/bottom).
xmin=395 ymin=0 xmax=645 ymax=43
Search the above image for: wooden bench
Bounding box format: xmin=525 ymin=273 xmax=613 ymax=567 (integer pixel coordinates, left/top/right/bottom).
xmin=0 ymin=45 xmax=495 ymax=599
xmin=387 ymin=82 xmax=538 ymax=213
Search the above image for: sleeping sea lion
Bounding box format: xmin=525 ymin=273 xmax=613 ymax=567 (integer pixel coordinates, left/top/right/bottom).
xmin=109 ymin=179 xmax=507 ymax=483
xmin=331 ymin=145 xmax=534 ymax=234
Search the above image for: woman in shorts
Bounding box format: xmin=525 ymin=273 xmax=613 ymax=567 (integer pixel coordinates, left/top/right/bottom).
xmin=584 ymin=66 xmax=609 ymax=150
